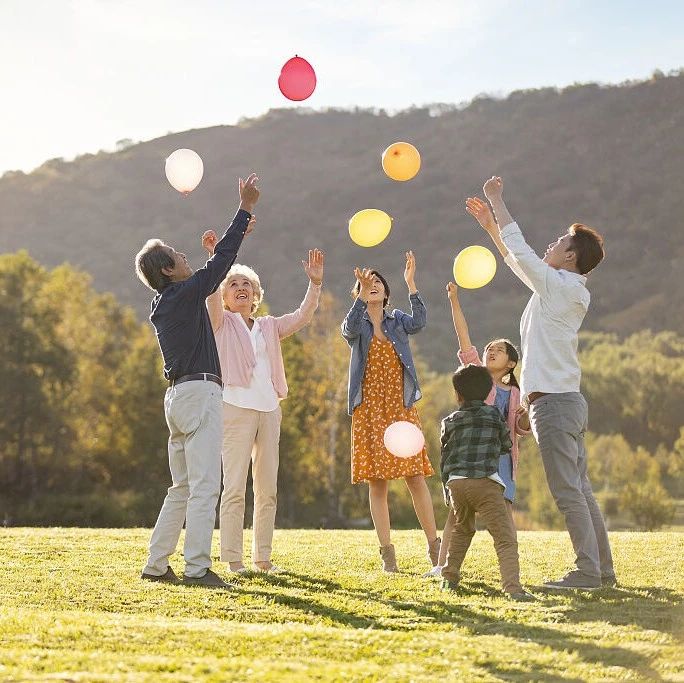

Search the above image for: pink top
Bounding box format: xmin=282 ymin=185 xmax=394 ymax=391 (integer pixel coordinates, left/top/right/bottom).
xmin=457 ymin=345 xmax=531 ymax=479
xmin=214 ymin=282 xmax=322 ymax=400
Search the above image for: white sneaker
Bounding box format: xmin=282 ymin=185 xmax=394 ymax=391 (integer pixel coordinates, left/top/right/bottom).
xmin=422 ymin=565 xmax=443 ymax=578
xmin=253 ymin=563 xmax=285 ymax=574
xmin=227 ymin=564 xmax=250 ymax=574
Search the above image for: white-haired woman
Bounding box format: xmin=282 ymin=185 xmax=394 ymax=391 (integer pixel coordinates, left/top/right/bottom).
xmin=202 ymin=227 xmax=324 ymax=572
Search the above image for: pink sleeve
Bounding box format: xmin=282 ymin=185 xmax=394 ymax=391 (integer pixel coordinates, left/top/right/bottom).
xmin=457 ymin=345 xmax=482 ymax=367
xmin=274 ymin=282 xmax=322 ymax=339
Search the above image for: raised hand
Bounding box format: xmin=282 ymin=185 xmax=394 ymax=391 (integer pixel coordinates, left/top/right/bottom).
xmin=466 ymin=197 xmax=498 ymax=235
xmin=239 ymin=173 xmax=260 ymax=213
xmin=353 ymin=267 xmax=375 ymax=301
xmin=446 ymin=281 xmax=459 ymax=301
xmin=302 ymin=249 xmax=325 ymax=285
xmin=201 ymin=229 xmax=218 ymax=256
xmin=483 ymin=176 xmax=503 ymax=201
xmin=404 ymin=251 xmax=416 ymax=290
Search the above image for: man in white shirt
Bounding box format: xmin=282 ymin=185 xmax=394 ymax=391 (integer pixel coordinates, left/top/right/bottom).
xmin=468 ymin=176 xmax=615 ymax=590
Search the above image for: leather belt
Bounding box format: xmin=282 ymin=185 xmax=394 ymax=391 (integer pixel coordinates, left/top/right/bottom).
xmin=170 ymin=373 xmax=223 ymax=388
xmin=527 ymin=391 xmax=549 ymax=406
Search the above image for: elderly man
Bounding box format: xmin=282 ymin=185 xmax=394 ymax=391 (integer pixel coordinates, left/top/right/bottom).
xmin=134 ymin=174 xmax=259 ymax=587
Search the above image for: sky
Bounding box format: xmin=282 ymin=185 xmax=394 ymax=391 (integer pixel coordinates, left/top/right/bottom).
xmin=1 ymin=0 xmax=682 ymax=175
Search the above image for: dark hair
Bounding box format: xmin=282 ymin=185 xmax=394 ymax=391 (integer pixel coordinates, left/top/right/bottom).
xmin=567 ymin=223 xmax=605 ymax=275
xmin=452 ymin=364 xmax=493 ymax=402
xmin=484 ymin=338 xmax=520 ymax=390
xmin=351 ymin=269 xmax=391 ymax=308
xmin=135 ymin=239 xmax=174 ymax=292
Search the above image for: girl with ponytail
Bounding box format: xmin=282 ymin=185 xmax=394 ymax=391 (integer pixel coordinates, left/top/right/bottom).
xmin=426 ymin=282 xmax=531 ymax=577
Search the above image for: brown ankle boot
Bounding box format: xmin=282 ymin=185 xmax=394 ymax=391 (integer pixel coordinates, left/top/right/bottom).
xmin=379 ymin=544 xmax=398 ymax=573
xmin=427 ymin=537 xmax=441 ymax=567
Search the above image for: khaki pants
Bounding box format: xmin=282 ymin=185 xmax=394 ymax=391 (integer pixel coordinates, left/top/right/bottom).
xmin=219 ymin=403 xmax=282 ymax=563
xmin=144 ymin=381 xmax=223 ymax=578
xmin=443 ymin=478 xmax=523 ymax=594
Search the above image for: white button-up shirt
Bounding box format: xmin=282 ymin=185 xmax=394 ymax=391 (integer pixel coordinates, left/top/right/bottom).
xmin=501 ymin=222 xmax=590 ymax=399
xmin=222 ymin=317 xmax=279 ymax=412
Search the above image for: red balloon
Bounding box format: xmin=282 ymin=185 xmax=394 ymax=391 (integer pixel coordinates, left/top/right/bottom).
xmin=278 ymin=56 xmax=316 ymax=101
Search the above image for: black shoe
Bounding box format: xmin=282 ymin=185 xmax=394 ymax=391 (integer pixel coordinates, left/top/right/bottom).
xmin=441 ymin=578 xmax=459 ymax=592
xmin=508 ymin=590 xmax=537 ymax=602
xmin=141 ymin=566 xmax=181 ymax=584
xmin=182 ymin=569 xmax=232 ymax=589
xmin=543 ymin=570 xmax=601 ymax=590
xmin=602 ymin=574 xmax=619 ymax=587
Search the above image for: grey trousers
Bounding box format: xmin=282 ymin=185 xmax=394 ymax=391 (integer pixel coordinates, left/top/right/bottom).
xmin=144 ymin=381 xmax=223 ymax=578
xmin=529 ymin=392 xmax=614 ymax=578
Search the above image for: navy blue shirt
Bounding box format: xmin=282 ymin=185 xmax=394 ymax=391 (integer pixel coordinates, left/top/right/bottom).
xmin=150 ymin=209 xmax=250 ymax=381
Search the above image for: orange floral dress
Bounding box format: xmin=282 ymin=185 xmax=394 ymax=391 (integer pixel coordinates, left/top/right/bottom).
xmin=351 ymin=336 xmax=434 ymax=483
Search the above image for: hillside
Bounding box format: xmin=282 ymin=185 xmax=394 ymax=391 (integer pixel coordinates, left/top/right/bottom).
xmin=1 ymin=71 xmax=683 ymax=371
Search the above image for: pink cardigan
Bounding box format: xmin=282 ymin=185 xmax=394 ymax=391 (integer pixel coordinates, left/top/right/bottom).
xmin=214 ymin=282 xmax=322 ymax=400
xmin=457 ymin=345 xmax=531 ymax=479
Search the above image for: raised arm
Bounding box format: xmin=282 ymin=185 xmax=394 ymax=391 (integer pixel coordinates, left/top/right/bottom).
xmin=466 ymin=197 xmax=508 ymax=258
xmin=341 ymin=268 xmax=373 ymax=342
xmin=188 ymin=174 xmax=260 ymax=298
xmin=201 ymin=229 xmax=225 ymax=332
xmin=395 ymin=251 xmax=426 ymax=334
xmin=483 ymin=176 xmax=562 ymax=299
xmin=445 ymin=282 xmax=472 ymax=351
xmin=275 ymin=249 xmax=324 ymax=339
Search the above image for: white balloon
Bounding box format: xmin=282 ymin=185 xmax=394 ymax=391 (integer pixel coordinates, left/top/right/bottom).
xmin=383 ymin=421 xmax=425 ymax=458
xmin=165 ymin=148 xmax=204 ymax=194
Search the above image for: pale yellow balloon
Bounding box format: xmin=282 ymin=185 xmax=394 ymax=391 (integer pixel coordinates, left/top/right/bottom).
xmin=382 ymin=142 xmax=421 ymax=182
xmin=349 ymin=209 xmax=392 ymax=247
xmin=453 ymin=245 xmax=497 ymax=289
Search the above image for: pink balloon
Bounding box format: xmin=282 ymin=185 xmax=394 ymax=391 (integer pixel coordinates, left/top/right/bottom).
xmin=278 ymin=56 xmax=317 ymax=101
xmin=383 ymin=421 xmax=425 ymax=459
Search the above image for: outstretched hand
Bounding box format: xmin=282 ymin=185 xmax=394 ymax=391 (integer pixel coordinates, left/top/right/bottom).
xmin=483 ymin=176 xmax=503 ymax=201
xmin=302 ymin=249 xmax=325 ymax=285
xmin=446 ymin=281 xmax=459 ymax=301
xmin=239 ymin=173 xmax=260 ymax=213
xmin=201 ymin=229 xmax=218 ymax=256
xmin=404 ymin=251 xmax=416 ymax=289
xmin=466 ymin=197 xmax=498 ymax=235
xmin=353 ymin=267 xmax=375 ymax=301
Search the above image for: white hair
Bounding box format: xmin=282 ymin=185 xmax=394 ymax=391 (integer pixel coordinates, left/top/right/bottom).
xmin=221 ymin=264 xmax=263 ymax=314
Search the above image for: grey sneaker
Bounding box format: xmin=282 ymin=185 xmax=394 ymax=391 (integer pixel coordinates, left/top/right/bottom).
xmin=182 ymin=569 xmax=232 ymax=589
xmin=602 ymin=574 xmax=619 ymax=587
xmin=508 ymin=590 xmax=537 ymax=602
xmin=543 ymin=570 xmax=601 ymax=590
xmin=141 ymin=566 xmax=181 ymax=584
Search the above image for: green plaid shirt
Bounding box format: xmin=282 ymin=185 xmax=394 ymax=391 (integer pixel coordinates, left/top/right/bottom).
xmin=440 ymin=400 xmax=513 ymax=483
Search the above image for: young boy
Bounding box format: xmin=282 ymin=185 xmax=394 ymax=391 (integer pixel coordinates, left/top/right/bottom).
xmin=440 ymin=363 xmax=533 ymax=601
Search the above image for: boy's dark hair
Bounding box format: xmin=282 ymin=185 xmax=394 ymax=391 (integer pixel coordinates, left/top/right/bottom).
xmin=567 ymin=223 xmax=605 ymax=275
xmin=351 ymin=269 xmax=391 ymax=308
xmin=484 ymin=338 xmax=520 ymax=390
xmin=135 ymin=239 xmax=174 ymax=293
xmin=452 ymin=364 xmax=493 ymax=402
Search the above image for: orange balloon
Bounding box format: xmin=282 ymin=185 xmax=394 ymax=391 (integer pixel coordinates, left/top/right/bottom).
xmin=382 ymin=142 xmax=421 ymax=182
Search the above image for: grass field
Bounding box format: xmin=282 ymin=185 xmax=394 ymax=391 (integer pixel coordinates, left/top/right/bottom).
xmin=1 ymin=529 xmax=682 ymax=682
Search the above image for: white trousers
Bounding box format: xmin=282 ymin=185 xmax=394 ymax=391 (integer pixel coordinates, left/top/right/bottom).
xmin=219 ymin=403 xmax=282 ymax=563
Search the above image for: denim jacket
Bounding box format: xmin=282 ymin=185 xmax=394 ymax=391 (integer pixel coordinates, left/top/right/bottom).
xmin=341 ymin=293 xmax=426 ymax=415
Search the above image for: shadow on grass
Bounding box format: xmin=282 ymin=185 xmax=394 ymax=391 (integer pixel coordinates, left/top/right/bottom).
xmin=236 ymin=571 xmax=668 ymax=680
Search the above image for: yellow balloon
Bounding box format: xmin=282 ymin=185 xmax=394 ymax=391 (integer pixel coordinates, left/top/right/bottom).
xmin=382 ymin=142 xmax=421 ymax=182
xmin=453 ymin=245 xmax=497 ymax=289
xmin=349 ymin=209 xmax=392 ymax=247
